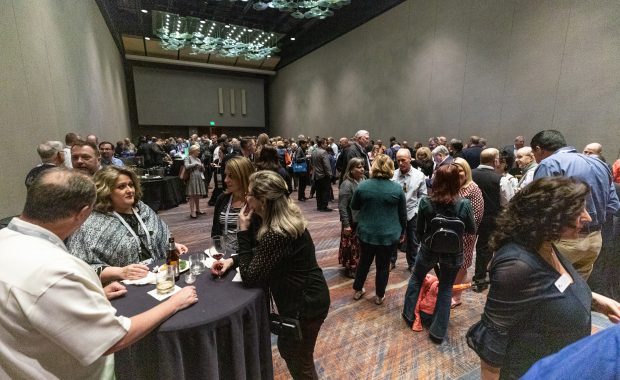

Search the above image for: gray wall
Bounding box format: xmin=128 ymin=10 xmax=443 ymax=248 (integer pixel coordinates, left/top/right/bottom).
xmin=0 ymin=0 xmax=131 ymax=216
xmin=133 ymin=66 xmax=265 ymax=127
xmin=269 ymin=0 xmax=620 ymax=157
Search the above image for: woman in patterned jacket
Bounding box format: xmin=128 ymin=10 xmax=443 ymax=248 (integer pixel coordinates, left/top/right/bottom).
xmin=67 ymin=166 xmax=188 ymax=283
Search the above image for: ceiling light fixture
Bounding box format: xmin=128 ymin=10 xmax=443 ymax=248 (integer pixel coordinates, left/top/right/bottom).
xmin=141 ymin=9 xmax=148 ymax=14
xmin=252 ymin=0 xmax=350 ymax=18
xmin=152 ymin=10 xmax=282 ymax=60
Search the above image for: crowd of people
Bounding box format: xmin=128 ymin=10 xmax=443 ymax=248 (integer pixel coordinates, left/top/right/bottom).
xmin=5 ymin=127 xmax=620 ymax=379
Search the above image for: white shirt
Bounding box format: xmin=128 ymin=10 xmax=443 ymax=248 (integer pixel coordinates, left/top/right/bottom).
xmin=330 ymin=142 xmax=339 ymax=156
xmin=63 ymin=146 xmax=73 ymax=168
xmin=391 ymin=167 xmax=428 ymax=220
xmin=0 ymin=218 xmax=131 ymax=380
xmin=478 ymin=164 xmax=514 ymax=207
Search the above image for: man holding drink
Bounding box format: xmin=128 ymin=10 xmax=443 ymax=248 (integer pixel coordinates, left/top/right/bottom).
xmin=0 ymin=169 xmax=197 ymax=379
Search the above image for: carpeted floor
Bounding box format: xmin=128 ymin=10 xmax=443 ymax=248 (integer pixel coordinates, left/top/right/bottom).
xmin=160 ymin=185 xmax=612 ymax=379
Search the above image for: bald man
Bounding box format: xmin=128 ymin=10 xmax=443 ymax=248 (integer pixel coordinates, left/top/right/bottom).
xmin=583 ymin=143 xmax=604 ymax=160
xmin=391 ymin=149 xmax=427 ymax=270
xmin=515 ymin=147 xmax=538 ymax=189
xmin=0 ymin=169 xmax=197 ymax=378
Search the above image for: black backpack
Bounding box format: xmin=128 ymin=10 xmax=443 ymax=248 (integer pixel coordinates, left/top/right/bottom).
xmin=423 ymin=201 xmax=465 ymax=254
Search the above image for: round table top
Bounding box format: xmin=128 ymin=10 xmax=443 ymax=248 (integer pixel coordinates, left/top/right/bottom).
xmin=111 ymin=255 xmax=263 ymax=333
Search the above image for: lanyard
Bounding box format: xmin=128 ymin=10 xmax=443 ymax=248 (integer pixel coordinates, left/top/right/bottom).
xmin=224 ymin=196 xmax=237 ymax=234
xmin=113 ymin=209 xmax=152 ymax=252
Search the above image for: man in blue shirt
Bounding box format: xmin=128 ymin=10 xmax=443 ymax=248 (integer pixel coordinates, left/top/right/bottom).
xmin=522 ymin=324 xmax=620 ymax=379
xmin=532 ymin=130 xmax=620 ymax=280
xmin=98 ymin=141 xmax=124 ymax=167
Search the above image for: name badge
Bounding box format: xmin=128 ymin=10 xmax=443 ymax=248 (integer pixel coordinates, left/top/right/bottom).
xmin=555 ymin=273 xmax=572 ymax=293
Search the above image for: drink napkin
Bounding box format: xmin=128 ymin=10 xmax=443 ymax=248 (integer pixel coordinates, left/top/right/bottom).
xmin=147 ymin=285 xmax=182 ymax=301
xmin=122 ymin=271 xmax=156 ymax=285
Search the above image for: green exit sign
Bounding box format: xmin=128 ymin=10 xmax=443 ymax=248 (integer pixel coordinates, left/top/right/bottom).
xmin=209 ymin=121 xmax=216 ymax=126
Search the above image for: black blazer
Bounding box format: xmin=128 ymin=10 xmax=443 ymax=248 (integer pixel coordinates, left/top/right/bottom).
xmin=472 ymin=167 xmax=502 ymax=229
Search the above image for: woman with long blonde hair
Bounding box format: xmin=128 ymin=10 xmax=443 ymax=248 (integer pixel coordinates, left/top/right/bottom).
xmin=213 ymin=170 xmax=330 ymax=379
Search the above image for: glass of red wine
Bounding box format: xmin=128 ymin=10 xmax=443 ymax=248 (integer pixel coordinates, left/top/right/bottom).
xmin=209 ymin=236 xmax=226 ymax=279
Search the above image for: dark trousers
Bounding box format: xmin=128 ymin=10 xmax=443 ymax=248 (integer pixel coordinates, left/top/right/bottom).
xmin=473 ymin=226 xmax=493 ymax=283
xmin=353 ymin=241 xmax=395 ymax=298
xmin=277 ymin=313 xmax=327 ymax=380
xmin=314 ymin=176 xmax=331 ymax=210
xmin=402 ymin=248 xmax=460 ymax=339
xmin=298 ymin=172 xmax=309 ymax=200
xmin=391 ymin=216 xmax=419 ymax=268
xmin=204 ymin=167 xmax=213 ymax=189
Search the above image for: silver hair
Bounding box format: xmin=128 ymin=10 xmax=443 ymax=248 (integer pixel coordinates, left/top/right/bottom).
xmin=431 ymin=145 xmax=449 ymax=156
xmin=354 ymin=130 xmax=369 ymax=138
xmin=37 ymin=141 xmax=64 ymax=161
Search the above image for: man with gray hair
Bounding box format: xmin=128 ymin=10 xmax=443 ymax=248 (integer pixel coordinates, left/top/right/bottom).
xmin=391 ymin=148 xmax=427 ymax=271
xmin=337 ymin=130 xmax=371 ymax=182
xmin=24 ymin=141 xmax=65 ymax=188
xmin=428 ymin=145 xmax=453 ymax=187
xmin=0 ymin=169 xmax=197 ymax=379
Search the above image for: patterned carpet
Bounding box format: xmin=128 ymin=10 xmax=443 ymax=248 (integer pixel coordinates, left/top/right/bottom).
xmin=160 ymin=184 xmax=612 ymax=380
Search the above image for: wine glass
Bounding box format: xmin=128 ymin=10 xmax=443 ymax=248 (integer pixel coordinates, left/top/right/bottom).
xmin=208 ymin=236 xmax=226 ymax=279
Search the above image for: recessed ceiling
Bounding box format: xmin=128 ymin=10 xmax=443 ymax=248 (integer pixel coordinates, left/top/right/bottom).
xmin=97 ymin=0 xmax=406 ymax=71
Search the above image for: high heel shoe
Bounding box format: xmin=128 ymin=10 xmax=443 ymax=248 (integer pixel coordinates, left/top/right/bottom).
xmin=190 ymin=214 xmax=197 ymax=219
xmin=197 ymin=211 xmax=206 ymax=215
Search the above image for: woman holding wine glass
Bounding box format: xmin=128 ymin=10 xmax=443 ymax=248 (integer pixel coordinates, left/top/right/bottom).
xmin=212 ymin=170 xmax=330 ymax=379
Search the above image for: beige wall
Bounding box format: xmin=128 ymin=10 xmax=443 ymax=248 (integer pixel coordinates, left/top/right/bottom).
xmin=270 ymin=0 xmax=620 ymax=157
xmin=0 ymin=0 xmax=130 ymax=216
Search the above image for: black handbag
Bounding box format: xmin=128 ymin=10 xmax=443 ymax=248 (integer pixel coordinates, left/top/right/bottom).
xmin=267 ymin=244 xmax=310 ymax=341
xmin=269 ymin=293 xmax=303 ymax=341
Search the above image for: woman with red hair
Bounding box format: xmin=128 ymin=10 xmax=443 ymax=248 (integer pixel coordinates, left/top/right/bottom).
xmin=402 ymin=164 xmax=476 ymax=343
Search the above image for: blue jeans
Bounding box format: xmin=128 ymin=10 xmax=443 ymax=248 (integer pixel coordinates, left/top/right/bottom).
xmin=402 ymin=247 xmax=461 ymax=340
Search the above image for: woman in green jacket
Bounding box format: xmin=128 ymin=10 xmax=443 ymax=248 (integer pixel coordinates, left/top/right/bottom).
xmin=350 ymin=154 xmax=407 ymax=305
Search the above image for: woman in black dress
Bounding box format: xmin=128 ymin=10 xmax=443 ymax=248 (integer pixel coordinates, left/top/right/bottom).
xmin=467 ymin=177 xmax=620 ymax=379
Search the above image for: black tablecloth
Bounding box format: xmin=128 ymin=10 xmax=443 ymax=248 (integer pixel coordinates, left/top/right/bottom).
xmin=170 ymin=159 xmax=184 ymax=176
xmin=141 ymin=176 xmax=186 ymax=211
xmin=112 ymin=259 xmax=273 ymax=379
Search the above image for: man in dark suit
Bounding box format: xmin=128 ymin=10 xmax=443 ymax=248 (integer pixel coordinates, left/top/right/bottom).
xmin=310 ymin=138 xmax=334 ymax=212
xmin=501 ymin=135 xmax=525 ymax=175
xmin=462 ymin=136 xmax=484 ymax=169
xmin=471 ymin=148 xmax=503 ymax=292
xmin=337 ymin=129 xmax=371 ymax=183
xmin=427 ymin=145 xmax=453 ymax=188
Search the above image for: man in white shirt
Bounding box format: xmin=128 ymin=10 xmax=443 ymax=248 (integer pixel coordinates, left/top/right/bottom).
xmin=63 ymin=132 xmax=80 ymax=168
xmin=391 ymin=148 xmax=427 ymax=271
xmin=328 ymin=136 xmax=339 ymax=157
xmin=0 ymin=169 xmax=197 ymax=379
